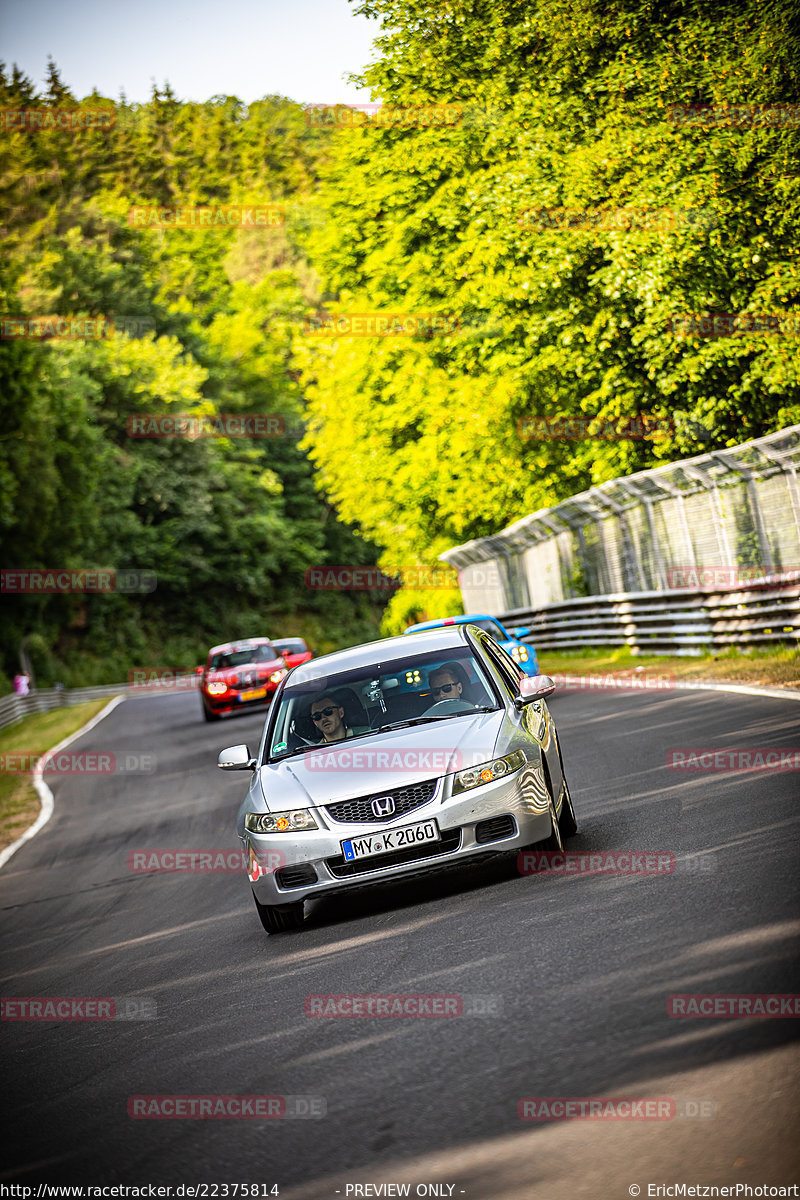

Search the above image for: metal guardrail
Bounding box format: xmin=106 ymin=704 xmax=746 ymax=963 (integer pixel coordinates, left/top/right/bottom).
xmin=0 ymin=678 xmax=198 ymax=732
xmin=503 ymin=576 xmax=800 ymax=655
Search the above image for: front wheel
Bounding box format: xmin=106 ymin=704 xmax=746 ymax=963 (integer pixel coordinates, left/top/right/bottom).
xmin=557 ymin=775 xmax=578 ymax=838
xmin=527 ymin=759 xmax=565 ymax=852
xmin=252 ymin=892 xmax=304 ymax=934
xmin=534 ymin=796 xmax=565 ymax=853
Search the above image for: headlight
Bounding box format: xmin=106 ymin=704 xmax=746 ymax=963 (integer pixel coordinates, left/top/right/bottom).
xmin=206 ymin=681 xmax=228 ymax=695
xmin=245 ymin=810 xmax=319 ymax=834
xmin=452 ymin=749 xmax=527 ymax=795
xmin=270 ymin=668 xmax=288 ymax=683
xmin=511 ymin=645 xmax=529 ymax=663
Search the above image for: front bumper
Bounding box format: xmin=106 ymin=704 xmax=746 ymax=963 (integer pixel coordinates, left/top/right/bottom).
xmin=245 ymin=763 xmax=554 ymax=907
xmin=204 ymin=686 xmax=277 ymax=716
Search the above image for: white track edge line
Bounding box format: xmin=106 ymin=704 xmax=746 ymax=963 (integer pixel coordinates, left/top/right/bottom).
xmin=555 ymin=675 xmax=800 ymax=702
xmin=0 ymin=694 xmax=127 ymax=870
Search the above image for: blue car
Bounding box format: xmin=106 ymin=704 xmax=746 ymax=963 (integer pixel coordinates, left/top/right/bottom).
xmin=403 ymin=614 xmax=539 ymax=677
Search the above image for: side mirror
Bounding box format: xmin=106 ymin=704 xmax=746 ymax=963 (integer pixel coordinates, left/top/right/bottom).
xmin=218 ymin=744 xmax=256 ymax=771
xmin=514 ymin=675 xmax=556 ymax=709
xmin=513 ymin=626 xmax=531 ymax=638
xmin=195 ymin=665 xmax=205 ymax=675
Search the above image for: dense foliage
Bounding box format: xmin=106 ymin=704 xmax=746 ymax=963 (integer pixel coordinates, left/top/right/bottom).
xmin=0 ymin=70 xmax=385 ymax=688
xmin=2 ymin=0 xmax=799 ymax=683
xmin=298 ymin=0 xmax=800 ymax=630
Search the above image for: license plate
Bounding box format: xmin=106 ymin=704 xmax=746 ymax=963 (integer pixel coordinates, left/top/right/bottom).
xmin=341 ymin=819 xmax=440 ymax=862
xmin=239 ymin=686 xmax=267 ymax=702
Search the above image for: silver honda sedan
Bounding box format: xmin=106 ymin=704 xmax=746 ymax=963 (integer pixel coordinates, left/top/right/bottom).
xmin=218 ymin=624 xmax=577 ymax=933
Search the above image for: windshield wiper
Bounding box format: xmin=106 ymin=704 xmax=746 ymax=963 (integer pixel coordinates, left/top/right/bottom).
xmin=376 ymin=708 xmax=497 ymax=733
xmin=374 ymin=717 xmax=446 ymax=733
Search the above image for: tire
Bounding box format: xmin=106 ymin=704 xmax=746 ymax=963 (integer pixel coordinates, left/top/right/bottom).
xmin=532 ymin=760 xmax=565 ymax=852
xmin=253 ymin=892 xmax=304 ymax=934
xmin=535 ymin=796 xmax=565 ymax=853
xmin=557 ymin=775 xmax=579 ymax=838
xmin=553 ymin=733 xmax=578 ymax=837
xmin=202 ymin=704 xmax=221 ymax=722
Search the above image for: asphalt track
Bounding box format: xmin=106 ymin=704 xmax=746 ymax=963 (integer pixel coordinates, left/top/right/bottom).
xmin=1 ymin=685 xmax=799 ymax=1198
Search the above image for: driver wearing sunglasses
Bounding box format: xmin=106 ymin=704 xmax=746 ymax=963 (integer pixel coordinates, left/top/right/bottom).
xmin=309 ymin=694 xmax=351 ymax=743
xmin=428 ymin=665 xmax=463 ymax=703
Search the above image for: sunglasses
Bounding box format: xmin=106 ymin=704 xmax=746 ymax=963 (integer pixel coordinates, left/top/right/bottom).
xmin=431 ymin=682 xmax=457 ymax=695
xmin=311 ymin=706 xmax=338 ymax=721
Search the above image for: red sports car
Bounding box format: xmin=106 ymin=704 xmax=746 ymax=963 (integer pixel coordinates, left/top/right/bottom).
xmin=270 ymin=637 xmax=314 ymax=671
xmin=200 ymin=638 xmax=288 ymax=722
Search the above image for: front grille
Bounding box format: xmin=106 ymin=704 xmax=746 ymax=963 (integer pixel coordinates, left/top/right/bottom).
xmin=326 ymin=828 xmax=462 ymax=877
xmin=230 ymin=672 xmax=267 ymax=693
xmin=475 ymin=815 xmax=517 ymax=844
xmin=324 ymin=778 xmax=438 ymax=825
xmin=276 ymin=863 xmax=318 ymax=889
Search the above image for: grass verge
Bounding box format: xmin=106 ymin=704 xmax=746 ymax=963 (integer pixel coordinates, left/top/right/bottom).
xmin=538 ymin=644 xmax=799 ymax=689
xmin=0 ymin=699 xmax=115 ymax=854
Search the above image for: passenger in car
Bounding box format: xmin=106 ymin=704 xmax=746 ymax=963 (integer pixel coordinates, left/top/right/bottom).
xmin=309 ymin=693 xmax=369 ymax=743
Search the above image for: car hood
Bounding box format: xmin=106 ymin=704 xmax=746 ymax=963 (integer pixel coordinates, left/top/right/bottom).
xmin=257 ymin=709 xmax=506 ymax=809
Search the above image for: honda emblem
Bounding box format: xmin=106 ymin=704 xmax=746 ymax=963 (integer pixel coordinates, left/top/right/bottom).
xmin=371 ymin=795 xmax=395 ymax=818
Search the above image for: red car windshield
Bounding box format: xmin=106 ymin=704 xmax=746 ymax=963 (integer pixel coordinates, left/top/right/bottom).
xmin=209 ymin=646 xmax=278 ymax=670
xmin=273 ymin=640 xmax=307 ymax=655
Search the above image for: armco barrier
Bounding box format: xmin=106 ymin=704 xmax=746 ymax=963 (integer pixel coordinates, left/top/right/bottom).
xmin=502 ymin=575 xmax=800 ymax=655
xmin=0 ymin=678 xmax=186 ymax=732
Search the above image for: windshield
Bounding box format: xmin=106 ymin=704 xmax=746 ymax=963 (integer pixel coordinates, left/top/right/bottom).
xmin=272 ymin=639 xmax=307 ymax=655
xmin=209 ymin=645 xmax=278 ymax=670
xmin=266 ymin=644 xmax=498 ymax=761
xmin=468 ymin=619 xmax=507 ymax=641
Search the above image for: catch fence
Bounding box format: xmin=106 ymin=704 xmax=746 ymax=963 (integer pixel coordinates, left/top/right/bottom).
xmin=440 ymin=426 xmax=800 ymax=654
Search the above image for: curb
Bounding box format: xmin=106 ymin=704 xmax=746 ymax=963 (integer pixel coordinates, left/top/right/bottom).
xmin=0 ymin=694 xmax=127 ymax=870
